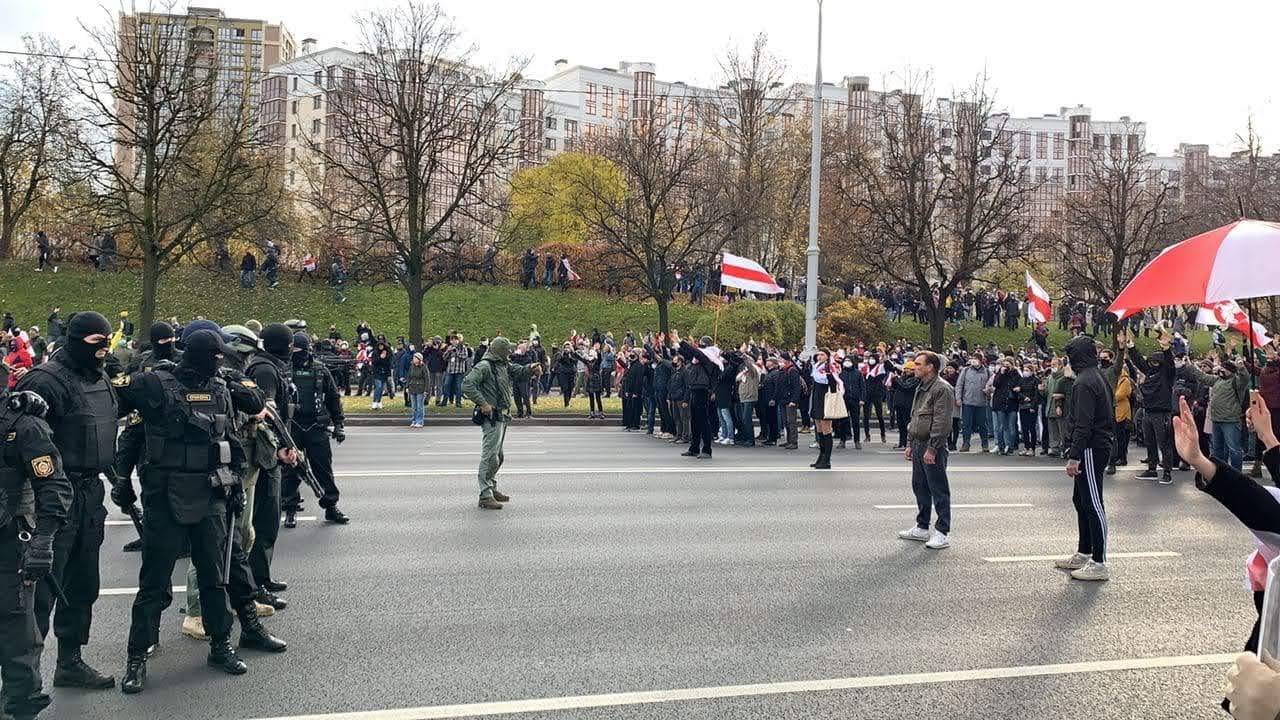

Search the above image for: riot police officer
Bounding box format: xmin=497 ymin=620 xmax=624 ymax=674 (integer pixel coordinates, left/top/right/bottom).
xmin=114 ymin=321 xmax=182 ymax=553
xmin=0 ymin=390 xmax=72 ymax=720
xmin=15 ymin=310 xmax=120 ymax=690
xmin=283 ymin=332 xmax=348 ymax=526
xmin=111 ymin=330 xmax=280 ymax=694
xmin=243 ymin=323 xmax=295 ymax=607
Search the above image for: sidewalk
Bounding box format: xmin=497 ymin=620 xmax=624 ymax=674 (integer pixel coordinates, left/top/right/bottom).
xmin=345 ymin=413 xmax=602 ymax=427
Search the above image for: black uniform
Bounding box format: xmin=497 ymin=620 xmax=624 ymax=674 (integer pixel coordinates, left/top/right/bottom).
xmin=112 ymin=332 xmax=267 ymax=689
xmin=14 ymin=311 xmax=120 ymax=687
xmin=0 ymin=393 xmax=73 ymax=720
xmin=1064 ymin=336 xmax=1115 ymax=565
xmin=244 ymin=324 xmax=294 ymax=588
xmin=282 ymin=335 xmax=346 ymax=519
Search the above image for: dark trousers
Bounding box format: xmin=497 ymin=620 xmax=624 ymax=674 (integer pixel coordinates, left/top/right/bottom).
xmin=910 ymin=441 xmax=950 ymax=534
xmin=623 ymin=395 xmax=642 ymax=429
xmin=1112 ymin=421 xmax=1131 ymax=465
xmin=863 ymin=400 xmax=886 ymax=441
xmin=588 ymin=391 xmax=602 ymax=414
xmin=674 ymin=401 xmax=690 ymax=441
xmin=0 ymin=527 xmax=46 ymax=718
xmin=559 ymin=376 xmax=573 ymax=407
xmin=1019 ymin=409 xmax=1039 ymax=450
xmin=127 ymin=497 xmax=236 ymax=655
xmin=33 ymin=473 xmax=104 ymax=651
xmin=645 ymin=395 xmax=658 ymax=433
xmin=799 ymin=395 xmax=811 ymax=428
xmin=658 ymin=395 xmax=674 ymax=434
xmin=1073 ymin=447 xmax=1110 ymax=563
xmin=603 ymin=370 xmax=614 ymax=397
xmin=894 ymin=406 xmax=911 ymax=447
xmin=248 ymin=466 xmax=281 ymax=587
xmin=688 ymin=389 xmax=713 ymax=454
xmin=736 ymin=401 xmax=755 ymax=445
xmin=783 ymin=404 xmax=799 ymax=447
xmin=1142 ymin=410 xmax=1175 ymax=471
xmin=514 ymin=383 xmax=531 ymax=417
xmin=282 ymin=426 xmax=338 ymax=511
xmin=762 ymin=402 xmax=778 ymax=441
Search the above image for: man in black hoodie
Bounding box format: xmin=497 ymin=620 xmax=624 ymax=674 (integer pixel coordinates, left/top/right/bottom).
xmin=1055 ymin=335 xmax=1115 ymax=582
xmin=1129 ymin=331 xmax=1177 ymax=482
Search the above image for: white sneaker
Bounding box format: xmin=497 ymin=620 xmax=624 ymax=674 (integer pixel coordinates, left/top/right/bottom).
xmin=898 ymin=526 xmax=930 ymax=542
xmin=1053 ymin=552 xmax=1089 ymax=570
xmin=1070 ymin=560 xmax=1110 ymax=582
xmin=925 ymin=531 xmax=951 ymax=550
xmin=809 ymin=441 xmax=819 ymax=448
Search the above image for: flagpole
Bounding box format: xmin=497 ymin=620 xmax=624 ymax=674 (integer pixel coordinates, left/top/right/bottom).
xmin=803 ymin=0 xmax=824 ymax=354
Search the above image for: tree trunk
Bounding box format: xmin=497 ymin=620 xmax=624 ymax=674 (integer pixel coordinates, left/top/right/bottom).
xmin=928 ymin=306 xmax=946 ymax=352
xmin=0 ymin=215 xmax=15 ymax=260
xmin=406 ymin=275 xmax=425 ymax=348
xmin=138 ymin=252 xmax=160 ymax=351
xmin=656 ymin=294 xmax=671 ymax=336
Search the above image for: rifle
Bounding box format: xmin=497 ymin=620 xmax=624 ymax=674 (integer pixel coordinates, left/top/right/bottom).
xmin=125 ymin=503 xmax=144 ymax=538
xmin=260 ymin=406 xmax=324 ymax=499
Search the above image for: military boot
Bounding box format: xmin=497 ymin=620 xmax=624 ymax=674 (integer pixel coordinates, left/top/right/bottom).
xmin=207 ymin=638 xmax=248 ymax=675
xmin=253 ymin=588 xmax=288 ymax=610
xmin=120 ymin=655 xmax=147 ymax=694
xmin=53 ymin=646 xmax=115 ymax=689
xmin=238 ymin=605 xmax=288 ymax=653
xmin=283 ymin=509 xmax=297 ymax=528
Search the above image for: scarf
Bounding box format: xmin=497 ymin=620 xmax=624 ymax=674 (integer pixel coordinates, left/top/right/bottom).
xmin=811 ymin=360 xmax=845 ymax=394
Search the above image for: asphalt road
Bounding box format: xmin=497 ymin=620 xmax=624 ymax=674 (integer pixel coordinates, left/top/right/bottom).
xmin=45 ymin=424 xmax=1255 ymax=720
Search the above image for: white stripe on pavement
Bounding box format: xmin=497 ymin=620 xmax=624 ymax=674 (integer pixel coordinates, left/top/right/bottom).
xmin=101 ymin=585 xmax=186 ymax=597
xmin=249 ymin=652 xmax=1236 ymax=720
xmin=416 ymin=451 xmax=548 ymax=456
xmin=336 ymin=466 xmax=1067 ymax=478
xmin=983 ymin=551 xmax=1181 ymax=563
xmin=873 ymin=503 xmax=1033 ymax=510
xmin=105 ymin=516 xmax=318 ymax=527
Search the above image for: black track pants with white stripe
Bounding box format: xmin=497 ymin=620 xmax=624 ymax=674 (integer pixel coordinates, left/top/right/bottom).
xmin=1073 ymin=447 xmax=1110 ymax=563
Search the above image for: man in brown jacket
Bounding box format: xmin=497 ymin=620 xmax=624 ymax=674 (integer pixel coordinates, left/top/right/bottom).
xmin=899 ymin=351 xmax=956 ymax=550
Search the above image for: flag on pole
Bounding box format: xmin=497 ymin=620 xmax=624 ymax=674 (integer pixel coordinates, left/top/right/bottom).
xmin=1196 ymin=300 xmax=1271 ymax=346
xmin=1026 ymin=271 xmax=1052 ymax=324
xmin=561 ymin=257 xmax=580 ymax=282
xmin=720 ymin=252 xmax=782 ymax=295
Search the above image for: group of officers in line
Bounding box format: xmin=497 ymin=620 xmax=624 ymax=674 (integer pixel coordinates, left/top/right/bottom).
xmin=1 ymin=311 xmax=348 ymax=719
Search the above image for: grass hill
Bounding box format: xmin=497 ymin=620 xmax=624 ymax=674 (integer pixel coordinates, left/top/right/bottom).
xmin=0 ymin=261 xmax=1208 ymax=356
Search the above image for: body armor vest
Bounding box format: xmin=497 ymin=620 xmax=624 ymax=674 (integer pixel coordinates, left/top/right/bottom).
xmin=143 ymin=372 xmax=232 ymax=475
xmin=30 ymin=359 xmax=118 ymax=474
xmin=0 ymin=407 xmax=35 ymax=527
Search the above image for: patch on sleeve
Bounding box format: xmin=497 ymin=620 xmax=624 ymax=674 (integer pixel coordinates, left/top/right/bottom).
xmin=112 ymin=374 xmax=131 ymax=387
xmin=31 ymin=455 xmax=55 ymax=477
xmin=5 ymin=432 xmax=14 ymax=441
xmin=240 ymin=379 xmax=257 ymax=388
xmin=185 ymin=393 xmax=213 ymax=402
xmin=127 ymin=411 xmax=143 ymax=426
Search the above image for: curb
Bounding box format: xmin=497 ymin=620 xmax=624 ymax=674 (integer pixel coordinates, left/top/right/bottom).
xmin=345 ymin=414 xmax=603 ymax=427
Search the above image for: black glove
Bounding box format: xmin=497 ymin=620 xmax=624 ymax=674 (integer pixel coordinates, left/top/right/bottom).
xmin=111 ymin=478 xmax=138 ymax=510
xmin=226 ymin=484 xmax=246 ymax=515
xmin=152 ymin=359 xmax=178 ymax=373
xmin=218 ymin=366 xmax=246 ymax=382
xmin=7 ymin=390 xmax=48 ymax=418
xmin=332 ymin=425 xmax=346 ymax=444
xmin=23 ymin=533 xmax=54 ymax=583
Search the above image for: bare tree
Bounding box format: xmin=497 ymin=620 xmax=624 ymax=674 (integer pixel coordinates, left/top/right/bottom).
xmin=569 ymin=94 xmax=738 ymax=333
xmin=62 ymin=3 xmax=276 ymax=336
xmin=1059 ymin=128 xmax=1185 ymax=305
xmin=300 ymin=1 xmax=525 ymax=345
xmin=0 ymin=36 xmax=71 ymax=259
xmin=831 ymin=73 xmax=1033 ymax=349
xmin=714 ymin=34 xmax=801 ymax=273
xmin=1187 ymin=119 xmax=1280 ymax=228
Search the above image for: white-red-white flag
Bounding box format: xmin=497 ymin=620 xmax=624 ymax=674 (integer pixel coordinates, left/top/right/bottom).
xmin=1026 ymin=271 xmax=1051 ymax=323
xmin=720 ymin=252 xmax=782 ymax=295
xmin=562 ymin=257 xmax=580 ymax=282
xmin=1196 ymin=300 xmax=1271 ymax=346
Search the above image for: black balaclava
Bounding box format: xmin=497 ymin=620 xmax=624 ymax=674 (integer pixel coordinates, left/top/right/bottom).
xmin=261 ymin=323 xmax=293 ymax=360
xmin=150 ymin=321 xmax=176 ymax=359
xmin=180 ymin=329 xmax=224 ymax=380
xmin=292 ymin=332 xmax=312 ymax=369
xmin=65 ymin=311 xmax=112 ymax=370
xmin=1064 ymin=335 xmax=1099 ymax=374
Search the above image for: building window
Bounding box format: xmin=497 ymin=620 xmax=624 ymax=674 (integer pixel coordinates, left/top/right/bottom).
xmin=1169 ymin=170 xmax=1181 ymax=183
xmin=292 ymin=76 xmax=298 ymax=91
xmin=288 ymin=170 xmax=295 ymax=184
xmin=234 ymin=27 xmax=245 ymax=38
xmin=1036 ymin=167 xmax=1048 ymax=183
xmin=313 ymin=71 xmax=322 ymax=87
xmin=1053 ymin=132 xmax=1064 ymax=159
xmin=544 ymin=137 xmax=557 ymax=151
xmin=1092 ymin=134 xmax=1103 ymax=150
xmin=1110 ymin=134 xmax=1122 ymax=156
xmin=1019 ymin=133 xmax=1031 ymax=158
xmin=602 ymin=87 xmax=613 ymax=118
xmin=291 ymin=100 xmax=298 ymax=114
xmin=291 ymin=123 xmax=297 ymax=137
xmin=290 ymin=146 xmax=296 ymax=160
xmin=311 ymin=118 xmax=321 ymax=134
xmin=1052 ymin=167 xmax=1063 ymax=184
xmin=585 ymin=83 xmax=596 ymax=115
xmin=940 ymin=127 xmax=952 ymax=139
xmin=619 ymin=90 xmax=628 ymax=120
xmin=1128 ymin=134 xmax=1140 ymax=156
xmin=546 ymin=116 xmax=557 ymax=130
xmin=1035 ymin=132 xmax=1048 ymax=159
xmin=252 ymin=29 xmax=262 ymax=40
xmin=313 ymin=95 xmax=321 ymax=110
xmin=564 ymin=119 xmax=578 ymax=136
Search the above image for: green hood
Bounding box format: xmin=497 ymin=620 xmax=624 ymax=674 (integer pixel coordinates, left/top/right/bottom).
xmin=488 ymin=336 xmax=513 ymax=362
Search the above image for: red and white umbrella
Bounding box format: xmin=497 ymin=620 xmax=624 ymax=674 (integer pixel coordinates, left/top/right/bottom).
xmin=1109 ymin=219 xmax=1280 ymax=320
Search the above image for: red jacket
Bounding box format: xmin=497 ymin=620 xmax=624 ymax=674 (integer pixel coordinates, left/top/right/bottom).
xmin=5 ymin=336 xmax=33 ymax=389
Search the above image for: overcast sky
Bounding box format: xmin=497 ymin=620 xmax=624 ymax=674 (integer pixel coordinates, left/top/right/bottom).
xmin=2 ymin=0 xmax=1273 ymax=155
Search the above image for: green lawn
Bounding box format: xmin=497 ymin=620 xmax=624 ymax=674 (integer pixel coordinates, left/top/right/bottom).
xmin=0 ymin=260 xmax=1207 ymax=356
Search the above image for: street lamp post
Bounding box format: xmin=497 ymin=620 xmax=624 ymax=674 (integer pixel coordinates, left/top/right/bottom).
xmin=803 ymin=0 xmax=823 ymax=354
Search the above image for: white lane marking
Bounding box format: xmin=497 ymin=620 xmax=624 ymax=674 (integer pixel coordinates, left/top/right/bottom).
xmin=249 ymin=652 xmax=1237 ymax=720
xmin=415 ymin=451 xmax=548 ymax=456
xmin=101 ymin=585 xmax=187 ymax=597
xmin=873 ymin=503 xmax=1034 ymax=510
xmin=105 ymin=516 xmax=318 ymax=527
xmin=983 ymin=551 xmax=1182 ymax=563
xmin=335 ymin=466 xmax=1067 ymax=478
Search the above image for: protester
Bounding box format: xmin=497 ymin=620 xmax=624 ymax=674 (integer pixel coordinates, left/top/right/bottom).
xmin=1056 ymin=335 xmax=1115 ymax=581
xmin=899 ymin=351 xmax=954 ymax=549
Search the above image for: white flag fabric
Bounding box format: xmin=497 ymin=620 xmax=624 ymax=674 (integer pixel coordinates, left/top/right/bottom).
xmin=1025 ymin=271 xmax=1052 ymax=323
xmin=720 ymin=252 xmax=783 ymax=295
xmin=1197 ymin=300 xmax=1271 ymax=346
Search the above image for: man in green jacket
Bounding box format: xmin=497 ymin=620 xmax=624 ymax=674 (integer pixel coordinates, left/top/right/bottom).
xmin=1181 ymin=351 xmax=1251 ymax=471
xmin=462 ymin=337 xmax=531 ymax=509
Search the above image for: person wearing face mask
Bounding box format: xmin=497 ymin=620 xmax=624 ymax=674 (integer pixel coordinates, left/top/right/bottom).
xmin=954 ymin=354 xmax=992 ymax=453
xmin=462 ymin=338 xmax=533 ymax=509
xmin=282 ymin=333 xmax=347 ymax=526
xmin=1127 ymin=331 xmax=1178 ymax=483
xmin=16 ymin=310 xmax=122 ymax=691
xmin=839 ymin=353 xmax=864 ymax=450
xmin=1055 ymin=335 xmax=1115 ymax=581
xmin=111 ymin=329 xmax=281 ymax=694
xmin=861 ymin=354 xmax=888 ymax=444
